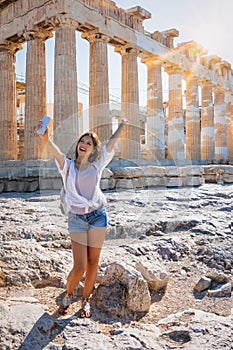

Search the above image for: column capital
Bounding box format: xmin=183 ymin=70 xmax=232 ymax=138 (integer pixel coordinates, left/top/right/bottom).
xmin=164 ymin=64 xmax=183 ymax=75
xmin=53 ymin=15 xmax=80 ymax=30
xmin=141 ymin=55 xmax=162 ymax=66
xmin=199 ymin=79 xmax=212 ymax=88
xmin=81 ymin=31 xmax=110 ymax=43
xmin=183 ymin=71 xmax=199 ymax=81
xmin=114 ymin=44 xmax=140 ymax=56
xmin=0 ymin=40 xmax=22 ymax=53
xmin=23 ymin=27 xmax=53 ymax=42
xmin=213 ymin=85 xmax=225 ymax=93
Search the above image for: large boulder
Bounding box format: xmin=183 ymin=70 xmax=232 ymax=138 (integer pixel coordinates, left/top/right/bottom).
xmin=94 ymin=262 xmax=151 ymax=318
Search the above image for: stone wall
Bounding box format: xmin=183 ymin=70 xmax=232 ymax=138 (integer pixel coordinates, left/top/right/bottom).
xmin=0 ymin=161 xmax=232 ymax=193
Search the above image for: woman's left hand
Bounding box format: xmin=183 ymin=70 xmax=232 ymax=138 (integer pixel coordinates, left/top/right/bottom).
xmin=121 ymin=118 xmax=129 ymax=125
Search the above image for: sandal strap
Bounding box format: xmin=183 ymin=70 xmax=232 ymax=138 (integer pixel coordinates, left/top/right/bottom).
xmin=62 ymin=293 xmax=73 ymax=309
xmin=82 ymin=298 xmax=91 ymax=312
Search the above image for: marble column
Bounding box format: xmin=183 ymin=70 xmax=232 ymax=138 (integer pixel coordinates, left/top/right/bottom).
xmin=200 ymin=81 xmax=215 ymax=161
xmin=115 ymin=46 xmax=140 ymax=160
xmin=142 ymin=57 xmax=165 ymax=161
xmin=225 ymin=91 xmax=233 ymax=161
xmin=54 ymin=20 xmax=78 ymax=154
xmin=214 ymin=87 xmax=227 ymax=160
xmin=82 ymin=32 xmax=110 ymax=142
xmin=0 ymin=42 xmax=21 ymax=160
xmin=24 ymin=30 xmax=51 ymax=160
xmin=165 ymin=66 xmax=184 ymax=161
xmin=185 ymin=73 xmax=200 ymax=160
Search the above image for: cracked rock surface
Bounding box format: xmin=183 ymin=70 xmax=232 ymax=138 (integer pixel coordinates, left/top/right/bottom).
xmin=0 ymin=183 xmax=232 ymax=349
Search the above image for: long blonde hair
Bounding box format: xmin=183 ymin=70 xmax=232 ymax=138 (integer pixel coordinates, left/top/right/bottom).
xmin=75 ymin=132 xmax=101 ymax=162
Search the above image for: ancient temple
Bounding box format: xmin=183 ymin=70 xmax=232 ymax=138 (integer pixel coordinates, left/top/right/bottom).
xmin=0 ymin=0 xmax=233 ymax=190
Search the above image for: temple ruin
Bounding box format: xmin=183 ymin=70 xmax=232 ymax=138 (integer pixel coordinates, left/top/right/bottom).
xmin=0 ymin=0 xmax=233 ymax=191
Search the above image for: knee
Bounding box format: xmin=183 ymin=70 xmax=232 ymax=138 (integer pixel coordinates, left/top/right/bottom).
xmin=87 ymin=256 xmax=99 ymax=267
xmin=72 ymin=263 xmax=86 ymax=275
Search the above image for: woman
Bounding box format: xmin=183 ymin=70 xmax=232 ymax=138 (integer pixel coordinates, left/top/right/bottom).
xmin=37 ymin=119 xmax=128 ymax=317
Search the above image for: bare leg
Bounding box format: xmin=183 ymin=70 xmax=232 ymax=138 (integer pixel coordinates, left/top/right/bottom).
xmin=66 ymin=238 xmax=88 ymax=295
xmin=81 ymin=228 xmax=106 ymax=317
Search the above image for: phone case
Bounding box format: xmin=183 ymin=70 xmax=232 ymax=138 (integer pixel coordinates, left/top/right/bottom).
xmin=36 ymin=116 xmax=51 ymax=135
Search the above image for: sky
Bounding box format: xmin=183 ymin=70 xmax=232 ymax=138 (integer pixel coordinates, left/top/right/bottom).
xmin=16 ymin=0 xmax=233 ymax=108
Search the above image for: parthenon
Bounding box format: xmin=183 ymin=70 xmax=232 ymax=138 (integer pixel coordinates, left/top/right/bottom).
xmin=0 ymin=0 xmax=233 ymax=191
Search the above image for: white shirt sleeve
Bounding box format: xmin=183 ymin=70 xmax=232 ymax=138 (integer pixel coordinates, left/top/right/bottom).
xmin=94 ymin=145 xmax=114 ymax=171
xmin=55 ymin=155 xmax=71 ymax=187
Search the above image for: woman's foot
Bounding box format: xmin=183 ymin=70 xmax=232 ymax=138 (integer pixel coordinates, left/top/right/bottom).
xmin=80 ymin=297 xmax=92 ymax=318
xmin=58 ymin=292 xmax=73 ymax=315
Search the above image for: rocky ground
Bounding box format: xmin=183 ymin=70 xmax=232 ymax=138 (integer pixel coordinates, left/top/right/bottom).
xmin=0 ymin=183 xmax=232 ymax=350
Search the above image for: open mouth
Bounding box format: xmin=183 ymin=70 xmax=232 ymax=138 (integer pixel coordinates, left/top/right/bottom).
xmin=79 ymin=147 xmax=86 ymax=152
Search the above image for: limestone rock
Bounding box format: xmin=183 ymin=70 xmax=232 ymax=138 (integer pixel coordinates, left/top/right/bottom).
xmin=208 ymin=282 xmax=232 ymax=297
xmin=194 ymin=276 xmax=212 ymax=292
xmin=135 ymin=260 xmax=169 ymax=292
xmin=94 ymin=262 xmax=151 ymax=316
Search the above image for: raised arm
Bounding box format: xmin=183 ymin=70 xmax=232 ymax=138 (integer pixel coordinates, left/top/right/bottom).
xmin=36 ymin=122 xmax=65 ymax=169
xmin=106 ymin=119 xmax=129 ymax=153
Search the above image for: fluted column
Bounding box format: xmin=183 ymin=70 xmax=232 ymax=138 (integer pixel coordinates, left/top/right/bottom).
xmin=214 ymin=87 xmax=227 ymax=160
xmin=115 ymin=46 xmax=140 ymax=160
xmin=185 ymin=73 xmax=200 ymax=160
xmin=82 ymin=32 xmax=110 ymax=142
xmin=225 ymin=91 xmax=233 ymax=161
xmin=200 ymin=81 xmax=215 ymax=161
xmin=142 ymin=57 xmax=165 ymax=160
xmin=165 ymin=66 xmax=184 ymax=161
xmin=24 ymin=30 xmax=51 ymax=160
xmin=0 ymin=42 xmax=21 ymax=160
xmin=54 ymin=19 xmax=78 ymax=153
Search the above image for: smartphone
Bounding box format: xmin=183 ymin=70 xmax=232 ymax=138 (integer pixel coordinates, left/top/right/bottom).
xmin=36 ymin=116 xmax=51 ymax=135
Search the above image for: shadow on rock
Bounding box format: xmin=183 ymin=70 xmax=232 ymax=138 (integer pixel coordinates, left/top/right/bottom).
xmin=18 ymin=311 xmax=77 ymax=350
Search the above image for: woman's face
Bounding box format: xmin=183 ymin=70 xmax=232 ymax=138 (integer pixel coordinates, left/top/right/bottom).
xmin=77 ymin=135 xmax=94 ymax=159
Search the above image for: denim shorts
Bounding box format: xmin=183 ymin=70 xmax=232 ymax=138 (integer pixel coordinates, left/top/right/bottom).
xmin=68 ymin=206 xmax=107 ymax=233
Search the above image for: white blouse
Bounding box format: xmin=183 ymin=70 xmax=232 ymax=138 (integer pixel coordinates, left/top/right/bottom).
xmin=56 ymin=146 xmax=114 ymax=214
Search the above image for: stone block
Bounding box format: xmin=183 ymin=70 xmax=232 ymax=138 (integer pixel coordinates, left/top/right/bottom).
xmin=102 ymin=168 xmax=113 ymax=179
xmin=113 ymin=167 xmax=144 ymax=178
xmin=146 ymin=177 xmax=166 ymax=187
xmin=39 ymin=178 xmax=62 ymax=190
xmin=203 ymin=174 xmax=216 ymax=183
xmin=223 ymin=166 xmax=233 ymax=175
xmin=141 ymin=166 xmax=166 ymax=177
xmin=165 ymin=167 xmax=180 ymax=177
xmin=0 ymin=182 xmax=4 ymax=193
xmin=166 ymin=177 xmax=183 ymax=187
xmin=24 ymin=180 xmax=39 ymax=192
xmin=136 ymin=177 xmax=147 ymax=188
xmin=116 ymin=179 xmax=134 ymax=189
xmin=100 ymin=178 xmax=116 ymax=190
xmin=25 ymin=167 xmax=40 ymax=177
xmin=223 ymin=174 xmax=233 ymax=183
xmin=3 ymin=181 xmax=21 ymax=192
xmin=0 ymin=167 xmax=25 ymax=179
xmin=203 ymin=166 xmax=217 ymax=175
xmin=183 ymin=176 xmax=205 ymax=187
xmin=179 ymin=166 xmax=204 ymax=176
xmin=39 ymin=167 xmax=59 ymax=178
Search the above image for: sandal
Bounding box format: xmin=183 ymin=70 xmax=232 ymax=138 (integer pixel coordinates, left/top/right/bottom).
xmin=80 ymin=297 xmax=92 ymax=318
xmin=58 ymin=292 xmax=73 ymax=314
